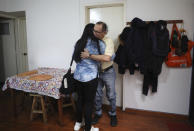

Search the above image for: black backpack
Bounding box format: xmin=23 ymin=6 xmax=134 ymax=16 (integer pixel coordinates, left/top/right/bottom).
xmin=171 ymin=30 xmax=179 ymax=48
xmin=174 ymin=33 xmax=188 ymax=56
xmin=59 ymin=59 xmax=77 ymax=95
xmin=181 ymin=34 xmax=188 ymax=53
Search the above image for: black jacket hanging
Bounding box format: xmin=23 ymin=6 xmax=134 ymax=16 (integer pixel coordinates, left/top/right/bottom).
xmin=142 ymin=20 xmax=169 ymax=95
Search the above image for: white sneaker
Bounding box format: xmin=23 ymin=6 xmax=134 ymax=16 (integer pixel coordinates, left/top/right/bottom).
xmin=90 ymin=126 xmax=99 ymax=131
xmin=74 ymin=121 xmax=84 ymax=131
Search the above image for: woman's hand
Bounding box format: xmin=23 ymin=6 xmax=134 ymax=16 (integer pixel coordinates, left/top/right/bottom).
xmin=81 ymin=49 xmax=90 ymax=59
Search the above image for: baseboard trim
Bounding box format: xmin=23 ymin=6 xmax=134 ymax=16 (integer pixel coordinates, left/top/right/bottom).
xmin=102 ymin=104 xmax=188 ymax=120
xmin=125 ymin=108 xmax=188 ymax=120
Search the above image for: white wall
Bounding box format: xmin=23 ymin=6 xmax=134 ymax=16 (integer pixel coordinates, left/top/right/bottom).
xmin=0 ymin=0 xmax=7 ymax=11
xmin=193 ymin=3 xmax=194 ymax=40
xmin=1 ymin=0 xmax=80 ymax=69
xmin=124 ymin=0 xmax=194 ymax=115
xmin=126 ymin=0 xmax=194 ymax=40
xmin=0 ymin=0 xmax=194 ymax=115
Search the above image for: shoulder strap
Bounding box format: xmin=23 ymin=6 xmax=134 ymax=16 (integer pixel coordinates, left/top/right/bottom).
xmin=96 ymin=40 xmax=102 ymax=55
xmin=67 ymin=57 xmax=73 ymax=73
xmin=96 ymin=40 xmax=102 ymax=76
xmin=70 ymin=57 xmax=73 ymax=67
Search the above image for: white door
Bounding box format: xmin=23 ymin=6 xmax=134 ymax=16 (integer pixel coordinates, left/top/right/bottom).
xmin=89 ymin=5 xmax=124 ymax=107
xmin=15 ymin=19 xmax=29 ymax=73
xmin=0 ymin=20 xmax=17 ymax=79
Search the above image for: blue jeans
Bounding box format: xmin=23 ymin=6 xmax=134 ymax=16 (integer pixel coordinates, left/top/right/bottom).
xmin=95 ymin=67 xmax=116 ymax=116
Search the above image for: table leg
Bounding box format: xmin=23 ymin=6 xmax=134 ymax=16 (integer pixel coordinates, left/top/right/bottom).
xmin=58 ymin=98 xmax=64 ymax=126
xmin=10 ymin=89 xmax=17 ymax=118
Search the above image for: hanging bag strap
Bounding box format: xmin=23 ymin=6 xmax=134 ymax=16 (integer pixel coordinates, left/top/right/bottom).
xmin=170 ymin=23 xmax=181 ymax=49
xmin=170 ymin=23 xmax=181 ymax=41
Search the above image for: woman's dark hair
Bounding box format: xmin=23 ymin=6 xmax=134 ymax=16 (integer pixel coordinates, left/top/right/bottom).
xmin=73 ymin=23 xmax=100 ymax=62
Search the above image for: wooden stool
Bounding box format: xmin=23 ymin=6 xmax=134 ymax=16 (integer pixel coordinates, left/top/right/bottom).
xmin=62 ymin=94 xmax=76 ymax=111
xmin=30 ymin=94 xmax=47 ymax=123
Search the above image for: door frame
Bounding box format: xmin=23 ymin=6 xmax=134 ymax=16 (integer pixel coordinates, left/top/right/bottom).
xmin=85 ymin=3 xmax=124 ymax=24
xmin=79 ymin=0 xmax=126 ymax=110
xmin=0 ymin=12 xmax=28 ymax=79
xmin=79 ymin=0 xmax=126 ymax=36
xmin=0 ymin=13 xmax=16 ymax=19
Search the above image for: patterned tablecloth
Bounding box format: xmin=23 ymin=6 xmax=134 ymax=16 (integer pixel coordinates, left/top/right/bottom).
xmin=2 ymin=67 xmax=67 ymax=99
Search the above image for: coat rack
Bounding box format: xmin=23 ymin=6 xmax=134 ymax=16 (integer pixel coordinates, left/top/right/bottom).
xmin=122 ymin=19 xmax=183 ymax=111
xmin=126 ymin=19 xmax=183 ymax=25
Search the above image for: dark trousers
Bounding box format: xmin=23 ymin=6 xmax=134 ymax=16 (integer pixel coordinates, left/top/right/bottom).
xmin=75 ymin=78 xmax=98 ymax=131
xmin=143 ymin=73 xmax=158 ymax=96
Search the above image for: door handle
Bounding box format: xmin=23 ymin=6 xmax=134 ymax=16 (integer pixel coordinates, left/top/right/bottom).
xmin=23 ymin=53 xmax=27 ymax=56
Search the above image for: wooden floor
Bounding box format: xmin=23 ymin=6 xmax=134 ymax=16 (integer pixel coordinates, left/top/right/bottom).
xmin=0 ymin=89 xmax=194 ymax=131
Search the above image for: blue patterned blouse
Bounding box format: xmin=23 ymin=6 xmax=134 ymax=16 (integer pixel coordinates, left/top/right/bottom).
xmin=73 ymin=38 xmax=105 ymax=82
